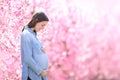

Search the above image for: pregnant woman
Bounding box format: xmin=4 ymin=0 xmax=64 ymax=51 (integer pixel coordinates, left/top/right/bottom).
xmin=20 ymin=12 xmax=49 ymax=80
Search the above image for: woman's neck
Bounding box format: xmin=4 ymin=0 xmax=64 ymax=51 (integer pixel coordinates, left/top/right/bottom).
xmin=28 ymin=26 xmax=36 ymax=32
xmin=30 ymin=28 xmax=35 ymax=32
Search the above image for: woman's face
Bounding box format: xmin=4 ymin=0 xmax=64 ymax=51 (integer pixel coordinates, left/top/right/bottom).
xmin=35 ymin=21 xmax=48 ymax=32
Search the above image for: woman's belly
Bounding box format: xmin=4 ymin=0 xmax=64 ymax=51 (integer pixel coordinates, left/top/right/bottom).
xmin=33 ymin=51 xmax=49 ymax=70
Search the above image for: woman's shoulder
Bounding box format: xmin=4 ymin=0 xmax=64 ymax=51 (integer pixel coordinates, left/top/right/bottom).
xmin=21 ymin=30 xmax=32 ymax=38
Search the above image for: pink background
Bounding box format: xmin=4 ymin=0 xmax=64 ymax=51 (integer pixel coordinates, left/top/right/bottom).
xmin=0 ymin=0 xmax=120 ymax=80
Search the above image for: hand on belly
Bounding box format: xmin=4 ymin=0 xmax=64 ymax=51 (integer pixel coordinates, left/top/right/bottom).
xmin=40 ymin=70 xmax=48 ymax=77
xmin=41 ymin=47 xmax=46 ymax=53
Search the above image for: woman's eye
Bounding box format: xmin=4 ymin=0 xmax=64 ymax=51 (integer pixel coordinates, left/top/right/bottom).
xmin=42 ymin=24 xmax=45 ymax=27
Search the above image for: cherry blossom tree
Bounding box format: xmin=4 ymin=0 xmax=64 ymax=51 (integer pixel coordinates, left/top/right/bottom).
xmin=0 ymin=0 xmax=120 ymax=80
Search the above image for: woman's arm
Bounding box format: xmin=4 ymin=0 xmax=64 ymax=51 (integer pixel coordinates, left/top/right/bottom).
xmin=21 ymin=32 xmax=43 ymax=75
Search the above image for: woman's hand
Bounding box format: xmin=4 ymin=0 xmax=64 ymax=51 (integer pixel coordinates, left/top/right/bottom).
xmin=41 ymin=47 xmax=46 ymax=53
xmin=40 ymin=70 xmax=47 ymax=77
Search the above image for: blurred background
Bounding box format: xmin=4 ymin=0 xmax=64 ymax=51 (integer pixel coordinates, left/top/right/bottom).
xmin=0 ymin=0 xmax=120 ymax=80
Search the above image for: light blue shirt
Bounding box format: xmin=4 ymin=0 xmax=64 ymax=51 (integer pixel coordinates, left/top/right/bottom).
xmin=20 ymin=26 xmax=49 ymax=80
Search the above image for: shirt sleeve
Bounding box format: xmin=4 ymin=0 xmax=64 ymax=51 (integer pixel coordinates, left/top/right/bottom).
xmin=21 ymin=32 xmax=43 ymax=75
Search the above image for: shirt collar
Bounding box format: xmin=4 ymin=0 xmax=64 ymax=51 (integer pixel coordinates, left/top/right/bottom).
xmin=25 ymin=25 xmax=37 ymax=36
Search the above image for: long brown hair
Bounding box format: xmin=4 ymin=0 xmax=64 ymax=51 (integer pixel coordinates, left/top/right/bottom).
xmin=22 ymin=12 xmax=49 ymax=32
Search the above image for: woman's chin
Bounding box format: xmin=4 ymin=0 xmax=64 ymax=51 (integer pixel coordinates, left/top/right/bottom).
xmin=36 ymin=29 xmax=41 ymax=32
